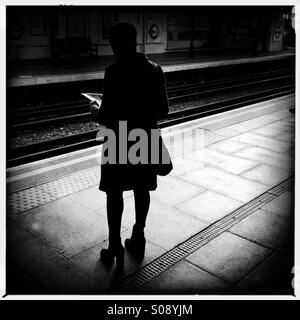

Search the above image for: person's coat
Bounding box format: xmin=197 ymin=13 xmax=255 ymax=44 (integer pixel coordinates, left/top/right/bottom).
xmin=95 ymin=52 xmax=169 ymax=191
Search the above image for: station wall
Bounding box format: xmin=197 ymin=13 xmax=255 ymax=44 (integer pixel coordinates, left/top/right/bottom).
xmin=7 ymin=6 xmax=292 ymax=61
xmin=268 ymin=15 xmax=285 ymax=52
xmin=7 ymin=8 xmax=52 ymax=60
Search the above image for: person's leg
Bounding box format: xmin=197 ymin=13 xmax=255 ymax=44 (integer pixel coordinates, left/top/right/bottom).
xmin=106 ymin=190 xmax=124 ymax=247
xmin=125 ymin=189 xmax=150 ymax=256
xmin=133 ymin=189 xmax=150 ymax=235
xmin=101 ymin=190 xmax=124 ymax=266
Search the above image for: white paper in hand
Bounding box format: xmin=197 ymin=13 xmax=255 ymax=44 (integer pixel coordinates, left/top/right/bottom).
xmin=81 ymin=93 xmax=103 ymax=107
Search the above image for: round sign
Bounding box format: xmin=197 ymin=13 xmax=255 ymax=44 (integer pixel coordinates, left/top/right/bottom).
xmin=9 ymin=21 xmax=25 ymax=40
xmin=149 ymin=24 xmax=160 ymax=40
xmin=274 ymin=25 xmax=282 ymax=39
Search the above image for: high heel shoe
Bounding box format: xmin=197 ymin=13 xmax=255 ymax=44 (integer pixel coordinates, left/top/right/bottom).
xmin=100 ymin=244 xmax=124 ymax=268
xmin=125 ymin=228 xmax=146 ymax=257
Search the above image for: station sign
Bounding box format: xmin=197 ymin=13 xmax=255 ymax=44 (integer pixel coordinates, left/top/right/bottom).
xmin=146 ymin=16 xmax=162 ymax=43
xmin=9 ymin=21 xmax=25 ymax=40
xmin=272 ymin=23 xmax=283 ymax=42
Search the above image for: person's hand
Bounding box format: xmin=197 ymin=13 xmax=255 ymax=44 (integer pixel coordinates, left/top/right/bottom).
xmin=89 ymin=101 xmax=100 ymax=118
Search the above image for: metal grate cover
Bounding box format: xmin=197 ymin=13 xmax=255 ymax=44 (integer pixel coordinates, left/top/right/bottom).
xmin=113 ymin=177 xmax=293 ymax=293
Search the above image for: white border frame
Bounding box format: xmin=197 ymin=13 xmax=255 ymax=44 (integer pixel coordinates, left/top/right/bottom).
xmin=0 ymin=0 xmax=298 ymax=301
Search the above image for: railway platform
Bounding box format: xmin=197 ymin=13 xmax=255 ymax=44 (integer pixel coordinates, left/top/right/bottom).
xmin=6 ymin=94 xmax=295 ymax=295
xmin=8 ymin=49 xmax=295 ymax=87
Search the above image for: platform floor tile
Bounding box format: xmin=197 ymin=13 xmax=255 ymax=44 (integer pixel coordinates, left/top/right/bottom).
xmin=229 ymin=209 xmax=293 ymax=254
xmin=12 ymin=197 xmax=110 ymax=258
xmin=176 ymin=190 xmax=243 ymax=224
xmin=66 ymin=186 xmax=106 ymax=210
xmin=6 ymin=258 xmax=45 ymax=294
xmin=180 ymin=167 xmax=269 ymax=203
xmin=66 ymin=187 xmax=133 ymax=213
xmin=8 ymin=237 xmax=95 ymax=294
xmin=187 ymin=148 xmax=258 ymax=175
xmin=186 ymin=232 xmax=271 ymax=284
xmin=236 ymin=252 xmax=294 ymax=294
xmin=208 ymin=139 xmax=247 ymax=154
xmin=137 ymin=260 xmax=235 ymax=294
xmin=240 ymin=164 xmax=291 ymax=186
xmin=152 ymin=175 xmax=205 ymax=207
xmin=66 ymin=185 xmax=107 ymax=211
xmin=234 ymin=147 xmax=294 ymax=171
xmin=169 ymin=156 xmax=203 ymax=176
xmin=281 ymin=115 xmax=295 ymax=123
xmin=279 ymin=121 xmax=295 ymax=130
xmin=7 ymin=219 xmax=35 ymax=248
xmin=71 ymin=232 xmax=165 ymax=293
xmin=251 ymin=126 xmax=285 ymax=138
xmin=261 ymin=191 xmax=294 ymax=222
xmin=264 ymin=121 xmax=294 ymax=132
xmin=137 ymin=260 xmax=234 ymax=294
xmin=103 ymin=197 xmax=209 ymax=251
xmin=231 ymin=132 xmax=293 ymax=153
xmin=275 ymin=131 xmax=295 ymax=142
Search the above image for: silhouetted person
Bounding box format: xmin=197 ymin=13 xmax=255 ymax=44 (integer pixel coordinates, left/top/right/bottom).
xmin=90 ymin=22 xmax=169 ymax=269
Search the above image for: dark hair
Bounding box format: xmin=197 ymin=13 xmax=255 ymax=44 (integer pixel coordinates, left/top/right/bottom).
xmin=109 ymin=22 xmax=137 ymax=53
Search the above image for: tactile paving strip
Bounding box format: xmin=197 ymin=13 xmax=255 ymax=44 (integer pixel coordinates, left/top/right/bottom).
xmin=7 ymin=187 xmax=56 ymax=215
xmin=113 ymin=176 xmax=293 ymax=293
xmin=39 ymin=166 xmax=100 ymax=198
xmin=8 ymin=167 xmax=100 ymax=214
xmin=7 ymin=107 xmax=294 ymax=215
xmin=202 ymin=108 xmax=293 ymax=138
xmin=216 ymin=111 xmax=293 ymax=134
xmin=225 ymin=118 xmax=278 ymax=133
xmin=164 ymin=109 xmax=294 ymax=158
xmin=210 ymin=127 xmax=241 ymax=138
xmin=166 ymin=129 xmax=232 ymax=159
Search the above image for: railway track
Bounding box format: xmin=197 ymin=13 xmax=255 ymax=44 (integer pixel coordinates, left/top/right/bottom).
xmin=8 ymin=68 xmax=294 ymax=130
xmin=7 ymin=85 xmax=295 ymax=167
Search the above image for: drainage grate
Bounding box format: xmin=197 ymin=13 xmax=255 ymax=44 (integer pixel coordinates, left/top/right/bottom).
xmin=114 ymin=177 xmax=293 ymax=293
xmin=268 ymin=178 xmax=293 ymax=196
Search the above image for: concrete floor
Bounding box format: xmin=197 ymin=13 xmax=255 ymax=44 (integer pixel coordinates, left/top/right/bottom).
xmin=6 ymin=95 xmax=295 ymax=295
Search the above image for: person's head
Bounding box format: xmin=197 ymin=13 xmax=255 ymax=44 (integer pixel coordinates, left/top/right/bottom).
xmin=109 ymin=22 xmax=137 ymax=58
